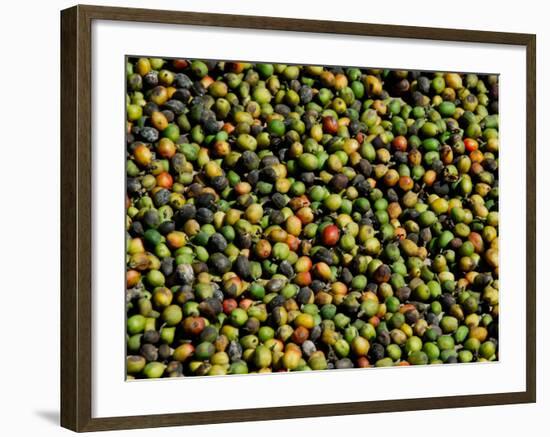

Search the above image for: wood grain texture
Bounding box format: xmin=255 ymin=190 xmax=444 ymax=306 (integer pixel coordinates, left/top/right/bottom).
xmin=60 ymin=4 xmax=537 ymax=432
xmin=61 ymin=5 xmax=94 ymax=431
xmin=60 ymin=6 xmax=78 ymax=431
xmin=525 ymin=35 xmax=536 ymax=403
xmin=78 ymin=4 xmax=534 ymax=45
xmin=77 ymin=391 xmax=534 ymax=432
xmin=77 ymin=4 xmax=94 ymax=431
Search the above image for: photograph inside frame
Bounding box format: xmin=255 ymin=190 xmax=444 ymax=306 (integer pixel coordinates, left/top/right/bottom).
xmin=124 ymin=57 xmax=499 ymax=380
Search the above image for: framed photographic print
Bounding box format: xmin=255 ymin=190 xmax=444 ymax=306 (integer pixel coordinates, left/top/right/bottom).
xmin=60 ymin=4 xmax=536 ymax=432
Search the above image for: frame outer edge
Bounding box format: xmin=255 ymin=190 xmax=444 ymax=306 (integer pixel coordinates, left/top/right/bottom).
xmin=77 ymin=3 xmax=94 ymax=432
xmin=61 ymin=4 xmax=95 ymax=432
xmin=61 ymin=4 xmax=537 ymax=432
xmin=525 ymin=34 xmax=536 ymax=403
xmin=60 ymin=5 xmax=79 ymax=432
xmin=77 ymin=4 xmax=534 ymax=45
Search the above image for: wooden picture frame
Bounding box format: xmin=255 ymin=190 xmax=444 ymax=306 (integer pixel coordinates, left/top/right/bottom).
xmin=60 ymin=4 xmax=536 ymax=432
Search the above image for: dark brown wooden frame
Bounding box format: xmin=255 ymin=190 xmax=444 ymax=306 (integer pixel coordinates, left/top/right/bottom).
xmin=60 ymin=4 xmax=537 ymax=432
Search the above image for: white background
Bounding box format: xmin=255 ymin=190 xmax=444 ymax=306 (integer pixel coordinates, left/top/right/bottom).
xmin=0 ymin=0 xmax=546 ymax=436
xmin=93 ymin=20 xmax=526 ymax=418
